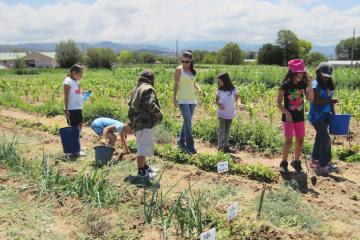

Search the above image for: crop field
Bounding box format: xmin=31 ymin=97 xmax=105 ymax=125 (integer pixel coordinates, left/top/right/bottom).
xmin=0 ymin=65 xmax=360 ymax=239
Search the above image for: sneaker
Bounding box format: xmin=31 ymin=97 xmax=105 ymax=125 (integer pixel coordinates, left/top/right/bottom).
xmin=310 ymin=160 xmax=320 ymax=169
xmin=144 ymin=164 xmax=158 ymax=173
xmin=279 ymin=160 xmax=289 ymax=173
xmin=290 ymin=160 xmax=303 ymax=172
xmin=138 ymin=167 xmax=156 ymax=180
xmin=319 ymin=164 xmax=339 ymax=175
xmin=223 ymin=146 xmax=236 ymax=154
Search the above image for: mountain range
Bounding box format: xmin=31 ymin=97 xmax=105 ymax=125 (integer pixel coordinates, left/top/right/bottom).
xmin=0 ymin=41 xmax=336 ymax=58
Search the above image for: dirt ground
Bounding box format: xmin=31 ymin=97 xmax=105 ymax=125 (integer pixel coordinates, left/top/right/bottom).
xmin=0 ymin=107 xmax=360 ymax=240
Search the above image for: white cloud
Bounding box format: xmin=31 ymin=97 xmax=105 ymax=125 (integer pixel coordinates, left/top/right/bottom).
xmin=0 ymin=0 xmax=359 ymax=45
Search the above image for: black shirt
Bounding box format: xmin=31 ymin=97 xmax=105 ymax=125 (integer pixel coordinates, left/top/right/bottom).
xmin=280 ymin=80 xmax=307 ymax=123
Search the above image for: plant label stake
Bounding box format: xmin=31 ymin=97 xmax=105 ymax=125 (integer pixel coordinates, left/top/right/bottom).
xmin=257 ymin=183 xmax=266 ymax=219
xmin=217 ymin=161 xmax=229 ymax=173
xmin=200 ymin=228 xmax=216 ymax=240
xmin=227 ymin=202 xmax=239 ymax=223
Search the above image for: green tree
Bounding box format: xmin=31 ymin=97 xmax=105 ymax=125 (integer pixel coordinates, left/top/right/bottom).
xmin=203 ymin=52 xmax=218 ymax=64
xmin=117 ymin=50 xmax=134 ymax=64
xmin=55 ymin=40 xmax=82 ymax=68
xmin=298 ymin=39 xmax=312 ymax=58
xmin=276 ymin=29 xmax=300 ymax=65
xmin=257 ymin=43 xmax=283 ymax=65
xmin=14 ymin=57 xmax=26 ymax=69
xmin=304 ymin=52 xmax=328 ymax=66
xmin=139 ymin=52 xmax=156 ymax=64
xmin=86 ymin=48 xmax=116 ymax=69
xmin=336 ymin=37 xmax=360 ymax=60
xmin=218 ymin=42 xmax=245 ymax=65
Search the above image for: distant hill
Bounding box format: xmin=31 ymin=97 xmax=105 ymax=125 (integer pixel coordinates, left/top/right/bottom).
xmin=0 ymin=41 xmax=336 ymax=57
xmin=0 ymin=41 xmax=173 ymax=55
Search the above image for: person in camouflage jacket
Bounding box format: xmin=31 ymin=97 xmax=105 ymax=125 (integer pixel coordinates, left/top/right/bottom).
xmin=128 ymin=70 xmax=163 ymax=179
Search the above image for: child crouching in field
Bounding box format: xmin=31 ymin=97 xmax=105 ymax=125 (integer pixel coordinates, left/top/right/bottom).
xmin=128 ymin=70 xmax=163 ymax=180
xmin=277 ymin=59 xmax=314 ymax=174
xmin=91 ymin=117 xmax=133 ymax=154
xmin=216 ymin=72 xmax=242 ymax=153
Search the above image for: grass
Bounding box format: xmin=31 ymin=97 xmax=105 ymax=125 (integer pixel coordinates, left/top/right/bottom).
xmin=0 ymin=189 xmax=54 ymax=239
xmin=259 ymin=186 xmax=323 ymax=233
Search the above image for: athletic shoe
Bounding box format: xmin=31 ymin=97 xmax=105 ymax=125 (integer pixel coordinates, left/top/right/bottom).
xmin=279 ymin=160 xmax=289 ymax=173
xmin=138 ymin=167 xmax=156 ymax=180
xmin=290 ymin=160 xmax=303 ymax=172
xmin=319 ymin=164 xmax=339 ymax=175
xmin=144 ymin=164 xmax=158 ymax=173
xmin=223 ymin=146 xmax=236 ymax=154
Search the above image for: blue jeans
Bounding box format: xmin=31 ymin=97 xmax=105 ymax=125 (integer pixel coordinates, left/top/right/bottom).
xmin=177 ymin=104 xmax=196 ymax=152
xmin=311 ymin=120 xmax=331 ymax=167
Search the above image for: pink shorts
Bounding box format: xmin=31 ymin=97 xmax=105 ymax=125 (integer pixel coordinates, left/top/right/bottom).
xmin=282 ymin=121 xmax=305 ymax=138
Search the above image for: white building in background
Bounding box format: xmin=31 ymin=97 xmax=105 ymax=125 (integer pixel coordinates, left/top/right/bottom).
xmin=0 ymin=52 xmax=57 ymax=68
xmin=327 ymin=60 xmax=360 ymax=67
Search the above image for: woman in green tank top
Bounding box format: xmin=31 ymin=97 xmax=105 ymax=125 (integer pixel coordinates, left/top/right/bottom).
xmin=173 ymin=50 xmax=202 ymax=154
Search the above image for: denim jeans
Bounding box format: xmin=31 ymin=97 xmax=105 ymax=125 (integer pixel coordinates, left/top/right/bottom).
xmin=177 ymin=104 xmax=196 ymax=152
xmin=311 ymin=120 xmax=331 ymax=167
xmin=218 ymin=118 xmax=232 ymax=150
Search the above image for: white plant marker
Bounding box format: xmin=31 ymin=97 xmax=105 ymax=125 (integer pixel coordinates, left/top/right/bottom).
xmin=200 ymin=227 xmax=216 ymax=240
xmin=217 ymin=161 xmax=229 ymax=173
xmin=227 ymin=202 xmax=239 ymax=223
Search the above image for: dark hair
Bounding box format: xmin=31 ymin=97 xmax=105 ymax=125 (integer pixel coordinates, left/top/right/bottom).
xmin=68 ymin=63 xmax=84 ymax=77
xmin=316 ymin=70 xmax=335 ymax=91
xmin=138 ymin=69 xmax=155 ymax=86
xmin=218 ymin=72 xmax=235 ymax=92
xmin=280 ymin=70 xmax=307 ymax=89
xmin=182 ymin=50 xmax=196 ymax=76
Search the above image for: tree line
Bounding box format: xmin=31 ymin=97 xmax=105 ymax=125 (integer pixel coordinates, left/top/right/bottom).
xmin=55 ymin=29 xmax=359 ymax=68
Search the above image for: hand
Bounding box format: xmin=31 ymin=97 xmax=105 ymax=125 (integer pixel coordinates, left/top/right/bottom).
xmin=285 ymin=112 xmax=293 ymax=123
xmin=197 ymin=87 xmax=202 ymax=95
xmin=331 ymin=99 xmax=338 ymax=104
xmin=124 ymin=150 xmax=131 ymax=155
xmin=173 ymin=97 xmax=178 ymax=108
xmin=64 ymin=110 xmax=70 ymax=118
xmin=218 ymin=104 xmax=225 ymax=110
xmin=238 ymin=104 xmax=244 ymax=111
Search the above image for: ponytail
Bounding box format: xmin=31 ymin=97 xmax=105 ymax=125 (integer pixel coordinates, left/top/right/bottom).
xmin=68 ymin=63 xmax=84 ymax=77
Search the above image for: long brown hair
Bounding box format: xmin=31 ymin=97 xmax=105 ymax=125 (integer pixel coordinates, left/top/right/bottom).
xmin=182 ymin=50 xmax=196 ymax=76
xmin=280 ymin=70 xmax=307 ymax=88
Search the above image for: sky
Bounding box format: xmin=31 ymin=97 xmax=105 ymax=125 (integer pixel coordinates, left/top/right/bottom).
xmin=0 ymin=0 xmax=359 ymax=46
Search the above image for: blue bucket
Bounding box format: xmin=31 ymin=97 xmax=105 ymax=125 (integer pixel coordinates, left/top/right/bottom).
xmin=59 ymin=127 xmax=80 ymax=154
xmin=329 ymin=114 xmax=351 ymax=135
xmin=94 ymin=145 xmax=115 ymax=165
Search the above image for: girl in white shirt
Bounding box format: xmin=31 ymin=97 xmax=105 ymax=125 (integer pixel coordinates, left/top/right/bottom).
xmin=215 ymin=72 xmax=242 ymax=153
xmin=63 ymin=64 xmax=85 ymax=129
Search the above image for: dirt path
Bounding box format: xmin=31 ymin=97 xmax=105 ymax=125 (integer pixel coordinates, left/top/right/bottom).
xmin=1 ymin=107 xmax=360 ymax=239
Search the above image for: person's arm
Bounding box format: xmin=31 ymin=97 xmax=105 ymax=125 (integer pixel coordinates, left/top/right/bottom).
xmin=194 ymin=82 xmax=202 ymax=95
xmin=143 ymin=90 xmax=163 ymax=122
xmin=173 ymin=68 xmax=181 ymax=107
xmin=235 ymin=94 xmax=243 ymax=110
xmin=305 ymin=72 xmax=314 ymax=101
xmin=313 ymin=90 xmax=338 ymax=106
xmin=215 ymin=95 xmax=225 ymax=110
xmin=120 ymin=132 xmax=130 ymax=154
xmin=103 ymin=125 xmax=116 ymax=145
xmin=63 ymin=85 xmax=71 ymax=118
xmin=276 ymin=89 xmax=293 ymax=122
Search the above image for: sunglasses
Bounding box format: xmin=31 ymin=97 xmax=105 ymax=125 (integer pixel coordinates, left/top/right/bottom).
xmin=181 ymin=60 xmax=190 ymax=64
